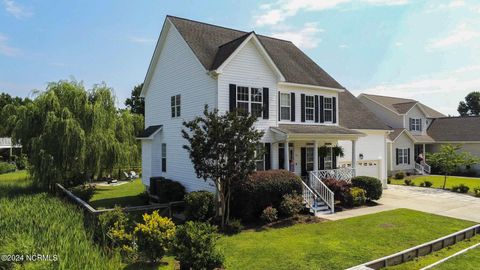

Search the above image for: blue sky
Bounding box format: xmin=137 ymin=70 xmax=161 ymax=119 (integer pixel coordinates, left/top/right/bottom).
xmin=1 ymin=0 xmax=480 ymax=115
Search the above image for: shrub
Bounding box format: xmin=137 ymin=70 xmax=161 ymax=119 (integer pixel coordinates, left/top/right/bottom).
xmin=150 ymin=177 xmax=186 ymax=203
xmin=173 ymin=221 xmax=224 ymax=270
xmin=0 ymin=162 xmax=16 ymax=174
xmin=387 ymin=178 xmax=391 ymax=184
xmin=404 ymin=179 xmax=414 ymax=186
xmin=279 ymin=192 xmax=303 ymax=217
xmin=474 ymin=187 xmax=480 ymax=197
xmin=134 ymin=211 xmax=176 ymax=262
xmin=98 ymin=207 xmax=135 ymax=261
xmin=322 ymin=178 xmax=351 ymax=201
xmin=451 ymin=184 xmax=469 ymax=193
xmin=419 ymin=181 xmax=433 ymax=188
xmin=184 ymin=191 xmax=215 ymax=222
xmin=231 ymin=170 xmax=302 ymax=220
xmin=394 ymin=172 xmax=405 ymax=180
xmin=71 ymin=184 xmax=95 ymax=202
xmin=351 ymin=176 xmax=383 ymax=201
xmin=343 ymin=187 xmax=367 ymax=207
xmin=223 ymin=218 xmax=244 ymax=234
xmin=261 ymin=206 xmax=278 ymax=223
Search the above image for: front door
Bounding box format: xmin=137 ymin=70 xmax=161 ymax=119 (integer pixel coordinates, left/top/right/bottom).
xmin=301 ymin=146 xmax=314 ymax=178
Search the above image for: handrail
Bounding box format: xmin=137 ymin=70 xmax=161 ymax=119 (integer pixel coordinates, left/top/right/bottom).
xmin=309 ymin=172 xmax=335 ymax=213
xmin=301 ymin=180 xmax=319 ymax=211
xmin=311 ymin=168 xmax=355 ymax=182
xmin=423 ymin=163 xmax=431 ymax=174
xmin=415 ymin=163 xmax=423 ymax=174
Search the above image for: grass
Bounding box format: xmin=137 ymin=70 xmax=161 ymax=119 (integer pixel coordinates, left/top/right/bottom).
xmin=89 ymin=178 xmax=147 ymax=209
xmin=386 ymin=235 xmax=480 ymax=269
xmin=390 ymin=175 xmax=480 ymax=193
xmin=218 ymin=209 xmax=477 ymax=270
xmin=433 ymin=245 xmax=480 ymax=270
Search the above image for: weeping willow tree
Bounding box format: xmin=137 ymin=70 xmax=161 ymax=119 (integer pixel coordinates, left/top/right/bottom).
xmin=12 ymin=80 xmax=143 ymax=189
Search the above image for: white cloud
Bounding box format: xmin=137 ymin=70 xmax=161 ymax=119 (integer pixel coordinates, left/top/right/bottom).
xmin=448 ymin=0 xmax=465 ymax=8
xmin=3 ymin=0 xmax=33 ymax=19
xmin=254 ymin=0 xmax=409 ymax=26
xmin=428 ymin=23 xmax=480 ymax=49
xmin=271 ymin=23 xmax=323 ymax=49
xmin=0 ymin=33 xmax=21 ymax=57
xmin=359 ymin=65 xmax=480 ymax=115
xmin=128 ymin=36 xmax=156 ymax=44
xmin=339 ymin=44 xmax=349 ymax=48
xmin=395 ymin=42 xmax=403 ymax=47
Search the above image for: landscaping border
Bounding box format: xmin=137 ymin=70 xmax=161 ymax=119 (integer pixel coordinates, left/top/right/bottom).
xmin=420 ymin=243 xmax=480 ymax=270
xmin=347 ymin=224 xmax=480 ymax=270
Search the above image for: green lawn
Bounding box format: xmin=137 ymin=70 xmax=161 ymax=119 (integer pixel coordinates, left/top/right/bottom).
xmin=433 ymin=245 xmax=480 ymax=270
xmin=89 ymin=178 xmax=147 ymax=209
xmin=386 ymin=235 xmax=480 ymax=269
xmin=0 ymin=170 xmax=28 ymax=182
xmin=390 ymin=175 xmax=480 ymax=192
xmin=218 ymin=209 xmax=477 ymax=270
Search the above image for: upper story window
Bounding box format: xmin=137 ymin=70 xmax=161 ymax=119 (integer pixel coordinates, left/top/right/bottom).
xmin=410 ymin=118 xmax=421 ymax=131
xmin=171 ymin=95 xmax=181 ymax=118
xmin=236 ymin=86 xmax=263 ymax=117
xmin=324 ymin=97 xmax=333 ymax=122
xmin=305 ymin=95 xmax=315 ymax=121
xmin=280 ymin=93 xmax=291 ymax=120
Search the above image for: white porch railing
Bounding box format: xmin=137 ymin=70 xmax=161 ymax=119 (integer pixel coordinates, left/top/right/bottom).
xmin=301 ymin=180 xmax=319 ymax=211
xmin=0 ymin=137 xmax=12 ymax=147
xmin=423 ymin=163 xmax=431 ymax=174
xmin=415 ymin=163 xmax=431 ymax=175
xmin=309 ymin=172 xmax=335 ymax=213
xmin=311 ymin=168 xmax=356 ymax=183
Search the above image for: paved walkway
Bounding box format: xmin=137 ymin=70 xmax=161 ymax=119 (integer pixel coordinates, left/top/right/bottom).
xmin=318 ymin=185 xmax=480 ymax=222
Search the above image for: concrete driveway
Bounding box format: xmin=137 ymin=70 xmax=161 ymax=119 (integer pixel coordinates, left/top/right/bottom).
xmin=319 ymin=185 xmax=480 ymax=223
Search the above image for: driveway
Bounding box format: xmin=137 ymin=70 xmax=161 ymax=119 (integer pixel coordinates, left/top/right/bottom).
xmin=319 ymin=185 xmax=480 ymax=223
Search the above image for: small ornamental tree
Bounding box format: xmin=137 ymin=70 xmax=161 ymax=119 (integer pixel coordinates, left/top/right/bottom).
xmin=182 ymin=105 xmax=263 ymax=227
xmin=427 ymin=144 xmax=479 ymax=189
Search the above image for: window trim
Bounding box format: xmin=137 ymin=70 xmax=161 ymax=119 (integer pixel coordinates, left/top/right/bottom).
xmin=171 ymin=94 xmax=181 ymax=118
xmin=161 ymin=143 xmax=167 ymax=172
xmin=398 ymin=148 xmax=409 ymax=165
xmin=410 ymin=118 xmax=421 ymax=131
xmin=304 ymin=95 xmax=315 ymax=122
xmin=323 ymin=97 xmax=333 ymax=123
xmin=236 ymin=86 xmax=263 ymax=118
xmin=306 ymin=146 xmax=314 ymax=172
xmin=250 ymin=87 xmax=263 ymax=118
xmin=323 ymin=146 xmax=334 ymax=169
xmin=279 ymin=93 xmax=291 ymax=121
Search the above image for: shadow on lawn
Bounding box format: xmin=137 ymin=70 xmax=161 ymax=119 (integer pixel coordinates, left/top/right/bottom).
xmin=89 ymin=195 xmax=147 ymax=209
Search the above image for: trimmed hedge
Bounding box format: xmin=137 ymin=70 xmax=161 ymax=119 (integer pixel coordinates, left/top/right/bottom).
xmin=184 ymin=191 xmax=215 ymax=222
xmin=351 ymin=176 xmax=383 ymax=200
xmin=343 ymin=187 xmax=366 ymax=207
xmin=0 ymin=162 xmax=16 ymax=174
xmin=149 ymin=177 xmax=186 ymax=203
xmin=231 ymin=170 xmax=302 ymax=220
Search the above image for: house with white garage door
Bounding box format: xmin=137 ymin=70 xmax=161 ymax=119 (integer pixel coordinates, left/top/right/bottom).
xmin=138 ymin=16 xmax=391 ymax=214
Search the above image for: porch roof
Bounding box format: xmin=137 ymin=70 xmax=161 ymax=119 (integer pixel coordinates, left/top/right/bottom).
xmin=136 ymin=125 xmax=163 ymax=140
xmin=272 ymin=124 xmax=365 ymax=140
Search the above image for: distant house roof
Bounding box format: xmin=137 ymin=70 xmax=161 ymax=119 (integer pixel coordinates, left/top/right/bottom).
xmin=427 ymin=116 xmax=480 ymax=142
xmin=361 ymin=94 xmax=445 ymax=118
xmin=137 ymin=125 xmax=163 ymax=139
xmin=339 ymin=91 xmax=391 ymax=130
xmin=167 ymin=15 xmax=344 ymax=89
xmin=387 ymin=128 xmax=406 ymax=141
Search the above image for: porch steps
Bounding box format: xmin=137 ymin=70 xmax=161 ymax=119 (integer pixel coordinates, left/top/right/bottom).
xmin=310 ymin=201 xmax=332 ymax=215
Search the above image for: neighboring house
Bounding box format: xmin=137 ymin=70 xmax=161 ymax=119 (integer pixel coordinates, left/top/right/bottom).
xmin=0 ymin=137 xmax=21 ymax=161
xmin=358 ymin=94 xmax=480 ymax=175
xmin=138 ymin=16 xmax=390 ymax=214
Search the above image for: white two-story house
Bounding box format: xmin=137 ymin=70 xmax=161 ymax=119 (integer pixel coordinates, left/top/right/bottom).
xmin=138 ymin=16 xmax=390 ymax=213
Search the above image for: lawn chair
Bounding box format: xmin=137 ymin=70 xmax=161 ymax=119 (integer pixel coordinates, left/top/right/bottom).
xmin=129 ymin=171 xmax=137 ymax=179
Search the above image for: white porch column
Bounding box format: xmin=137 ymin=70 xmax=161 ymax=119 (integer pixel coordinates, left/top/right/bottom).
xmin=351 ymin=139 xmax=357 ymax=177
xmin=271 ymin=143 xmax=279 ymax=169
xmin=423 ymin=144 xmax=426 ymax=155
xmin=313 ymin=140 xmax=318 ymax=172
xmin=284 ymin=141 xmax=289 ymax=171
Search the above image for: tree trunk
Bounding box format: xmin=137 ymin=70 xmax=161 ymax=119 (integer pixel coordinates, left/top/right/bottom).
xmin=443 ymin=173 xmax=447 ymax=189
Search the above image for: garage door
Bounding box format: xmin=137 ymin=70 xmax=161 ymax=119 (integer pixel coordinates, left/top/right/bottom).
xmin=339 ymin=159 xmax=380 ymax=179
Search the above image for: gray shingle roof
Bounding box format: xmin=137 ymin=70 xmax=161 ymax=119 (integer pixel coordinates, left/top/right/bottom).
xmin=339 ymin=91 xmax=391 ymax=130
xmin=362 ymin=94 xmax=445 ymax=118
xmin=167 ymin=15 xmax=344 ymax=89
xmin=275 ymin=124 xmax=364 ymax=135
xmin=427 ymin=116 xmax=480 ymax=141
xmin=137 ymin=125 xmax=163 ymax=139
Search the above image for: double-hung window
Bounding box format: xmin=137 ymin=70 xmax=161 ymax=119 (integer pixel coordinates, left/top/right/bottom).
xmin=171 ymin=95 xmax=181 ymax=118
xmin=398 ymin=148 xmax=409 ymax=165
xmin=410 ymin=118 xmax=421 ymax=131
xmin=255 ymin=144 xmax=265 ymax=171
xmin=324 ymin=147 xmax=334 ymax=169
xmin=305 ymin=95 xmax=314 ymax=121
xmin=324 ymin=97 xmax=333 ymax=122
xmin=161 ymin=143 xmax=167 ymax=172
xmin=306 ymin=146 xmax=314 ymax=172
xmin=236 ymin=86 xmax=263 ymax=117
xmin=280 ymin=93 xmax=291 ymax=120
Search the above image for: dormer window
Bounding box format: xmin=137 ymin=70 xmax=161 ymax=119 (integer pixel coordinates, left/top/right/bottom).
xmin=324 ymin=97 xmax=333 ymax=122
xmin=410 ymin=118 xmax=422 ymax=131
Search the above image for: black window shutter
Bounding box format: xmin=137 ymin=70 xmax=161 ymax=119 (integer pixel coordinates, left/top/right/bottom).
xmin=314 ymin=95 xmax=319 ymax=123
xmin=332 ymin=156 xmax=337 ymax=169
xmin=300 ymin=94 xmax=305 ymax=122
xmin=396 ymin=148 xmax=399 ymax=165
xmin=264 ymin=143 xmax=271 ymax=170
xmin=407 ymin=148 xmax=411 ymax=164
xmin=229 ymin=84 xmax=236 ymax=112
xmin=278 ymin=91 xmax=281 ymax=121
xmin=263 ymin=88 xmax=269 ymax=119
xmin=409 ymin=118 xmax=412 ymax=130
xmin=291 ymin=93 xmax=296 ymax=122
xmin=319 ymin=148 xmax=325 ymax=170
xmin=320 ymin=96 xmax=325 ymax=123
xmin=301 ymin=147 xmax=307 ymax=177
xmin=420 ymin=119 xmax=422 ymax=131
xmin=332 ymin=97 xmax=337 ymax=123
xmin=278 ymin=145 xmax=285 ymax=169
